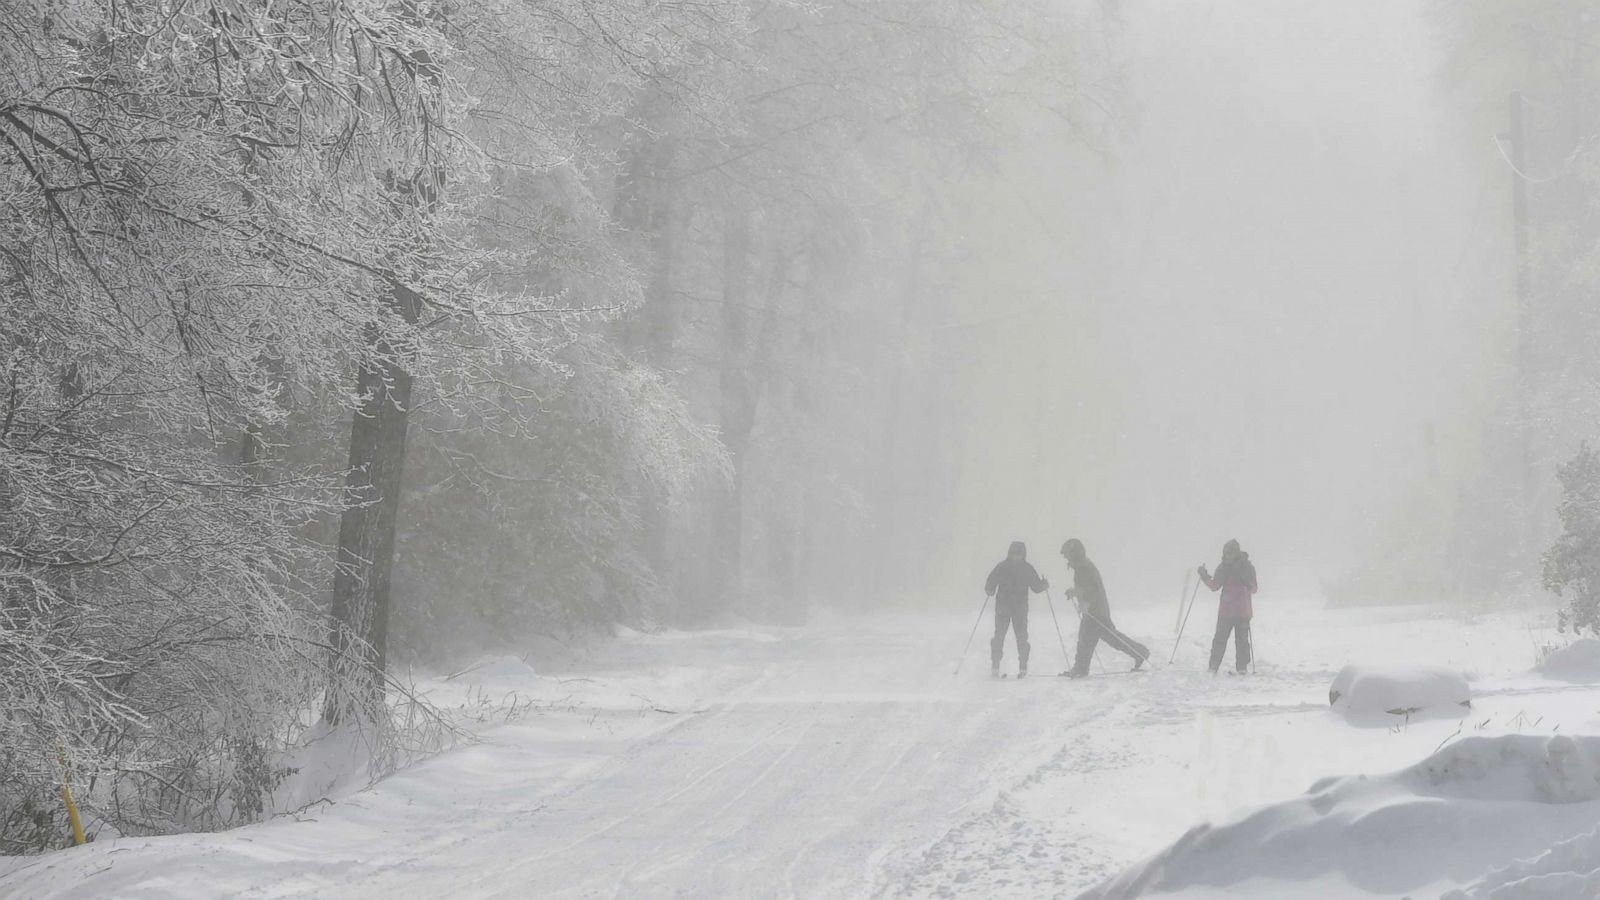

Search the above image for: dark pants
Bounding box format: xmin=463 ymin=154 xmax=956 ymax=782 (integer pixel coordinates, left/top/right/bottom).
xmin=1071 ymin=612 xmax=1148 ymax=676
xmin=991 ymin=598 xmax=1029 ymax=670
xmin=1210 ymin=616 xmax=1252 ymax=672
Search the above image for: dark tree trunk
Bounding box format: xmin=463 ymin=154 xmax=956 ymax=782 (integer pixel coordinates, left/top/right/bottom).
xmin=325 ymin=285 xmax=421 ymax=724
xmin=640 ymin=137 xmax=677 ymax=574
xmin=794 ymin=482 xmax=814 ymax=621
xmin=614 ymin=122 xmax=678 ymax=586
xmin=766 ymin=507 xmax=802 ymax=623
xmin=643 ymin=139 xmax=678 ymax=368
xmin=871 ymin=234 xmax=923 ymax=599
xmin=717 ymin=201 xmax=754 ymax=610
xmin=753 ymin=247 xmax=792 ymax=619
xmin=717 ymin=211 xmax=795 ymax=619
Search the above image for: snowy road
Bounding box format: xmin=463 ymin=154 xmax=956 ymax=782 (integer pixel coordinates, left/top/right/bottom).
xmin=297 ymin=619 xmax=1135 ymax=899
xmin=4 ymin=601 xmax=1597 ymax=899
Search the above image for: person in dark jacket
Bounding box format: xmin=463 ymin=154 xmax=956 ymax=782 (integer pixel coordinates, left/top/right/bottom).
xmin=1061 ymin=539 xmax=1149 ymax=677
xmin=985 ymin=541 xmax=1048 ymax=677
xmin=1199 ymin=538 xmax=1258 ymax=674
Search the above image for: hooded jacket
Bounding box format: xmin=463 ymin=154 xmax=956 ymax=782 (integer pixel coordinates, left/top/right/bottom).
xmin=986 ymin=541 xmax=1046 ymax=605
xmin=1070 ymin=557 xmax=1111 ymax=620
xmin=1203 ymin=551 xmax=1258 ymax=619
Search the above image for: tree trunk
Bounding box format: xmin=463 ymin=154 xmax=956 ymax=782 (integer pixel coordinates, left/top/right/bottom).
xmin=324 ymin=285 xmax=421 ymax=724
xmin=644 ymin=138 xmax=678 ymax=369
xmin=794 ymin=479 xmax=814 ymax=621
xmin=871 ymin=233 xmax=923 ymax=600
xmin=613 ymin=123 xmax=678 ymax=590
xmin=640 ymin=136 xmax=677 ymax=574
xmin=717 ymin=201 xmax=753 ymax=610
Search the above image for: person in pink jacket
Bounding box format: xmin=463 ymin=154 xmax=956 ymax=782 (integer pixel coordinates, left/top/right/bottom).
xmin=1198 ymin=539 xmax=1258 ymax=674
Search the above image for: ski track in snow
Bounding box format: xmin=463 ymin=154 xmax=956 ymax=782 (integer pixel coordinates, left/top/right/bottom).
xmin=3 ymin=601 xmax=1597 ymax=899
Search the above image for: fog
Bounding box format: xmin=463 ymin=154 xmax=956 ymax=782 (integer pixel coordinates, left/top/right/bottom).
xmin=14 ymin=0 xmax=1600 ymax=894
xmin=932 ymin=0 xmax=1508 ymax=603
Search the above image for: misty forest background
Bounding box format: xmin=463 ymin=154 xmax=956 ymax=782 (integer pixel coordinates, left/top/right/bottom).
xmin=4 ymin=0 xmax=1600 ymax=852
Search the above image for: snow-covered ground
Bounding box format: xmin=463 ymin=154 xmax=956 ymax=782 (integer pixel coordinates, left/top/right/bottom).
xmin=3 ymin=597 xmax=1596 ymax=899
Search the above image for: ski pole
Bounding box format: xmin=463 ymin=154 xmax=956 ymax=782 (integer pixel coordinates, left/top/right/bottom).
xmin=1044 ymin=588 xmax=1072 ymax=673
xmin=1086 ymin=606 xmax=1149 ymax=668
xmin=1169 ymin=574 xmax=1204 ymax=665
xmin=954 ymin=593 xmax=991 ymax=675
xmin=1247 ymin=619 xmax=1257 ymax=674
xmin=1075 ymin=600 xmax=1131 ymax=674
xmin=1175 ymin=568 xmax=1193 ymax=633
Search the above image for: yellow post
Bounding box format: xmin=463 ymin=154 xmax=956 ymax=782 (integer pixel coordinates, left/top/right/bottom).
xmin=57 ymin=749 xmax=86 ymax=846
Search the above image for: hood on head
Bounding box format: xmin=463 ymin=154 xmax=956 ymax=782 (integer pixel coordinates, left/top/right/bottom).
xmin=1223 ymin=539 xmax=1241 ymax=558
xmin=1061 ymin=538 xmax=1085 ymax=565
xmin=1008 ymin=541 xmax=1026 ymax=561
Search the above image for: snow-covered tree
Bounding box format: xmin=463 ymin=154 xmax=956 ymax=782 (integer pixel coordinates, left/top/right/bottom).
xmin=1545 ymin=443 xmax=1600 ymax=634
xmin=610 ymin=0 xmax=1122 ymax=616
xmin=0 ymin=0 xmax=747 ymax=845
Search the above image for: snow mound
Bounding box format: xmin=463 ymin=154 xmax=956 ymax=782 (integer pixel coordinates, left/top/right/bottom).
xmin=1537 ymin=638 xmax=1600 ymax=683
xmin=1443 ymin=824 xmax=1600 ymax=899
xmin=269 ymin=720 xmax=381 ymax=813
xmin=448 ymin=655 xmax=541 ymax=688
xmin=1079 ymin=735 xmax=1600 ymax=899
xmin=1328 ymin=663 xmax=1470 ymax=724
xmin=1408 ymin=733 xmax=1600 ymax=804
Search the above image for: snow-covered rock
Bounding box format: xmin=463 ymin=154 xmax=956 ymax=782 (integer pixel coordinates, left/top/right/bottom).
xmin=1081 ymin=734 xmax=1600 ymax=899
xmin=1537 ymin=638 xmax=1600 ymax=684
xmin=1327 ymin=663 xmax=1470 ymax=724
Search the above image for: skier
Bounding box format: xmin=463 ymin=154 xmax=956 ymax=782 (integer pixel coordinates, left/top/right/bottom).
xmin=1199 ymin=539 xmax=1258 ymax=675
xmin=984 ymin=541 xmax=1048 ymax=678
xmin=1061 ymin=539 xmax=1150 ymax=677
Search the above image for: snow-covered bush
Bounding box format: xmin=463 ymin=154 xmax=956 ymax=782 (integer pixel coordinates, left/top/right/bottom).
xmin=0 ymin=390 xmax=329 ymax=848
xmin=1538 ymin=639 xmax=1600 ymax=683
xmin=1544 ymin=443 xmax=1600 ymax=636
xmin=1328 ymin=664 xmax=1471 ymax=724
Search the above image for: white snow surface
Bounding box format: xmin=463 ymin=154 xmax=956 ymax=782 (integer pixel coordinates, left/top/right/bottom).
xmin=3 ymin=599 xmax=1599 ymax=899
xmin=1443 ymin=823 xmax=1600 ymax=899
xmin=1328 ymin=663 xmax=1472 ymax=725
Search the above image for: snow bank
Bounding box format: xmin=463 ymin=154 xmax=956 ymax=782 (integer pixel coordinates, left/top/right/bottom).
xmin=269 ymin=721 xmax=384 ymax=813
xmin=1079 ymin=734 xmax=1600 ymax=899
xmin=1538 ymin=638 xmax=1600 ymax=684
xmin=1328 ymin=663 xmax=1470 ymax=725
xmin=448 ymin=654 xmax=540 ymax=686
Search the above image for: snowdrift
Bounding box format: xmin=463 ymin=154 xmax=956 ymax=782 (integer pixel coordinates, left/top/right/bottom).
xmin=1443 ymin=824 xmax=1600 ymax=899
xmin=1538 ymin=638 xmax=1600 ymax=684
xmin=449 ymin=654 xmax=541 ymax=687
xmin=1327 ymin=663 xmax=1470 ymax=725
xmin=1079 ymin=734 xmax=1600 ymax=899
